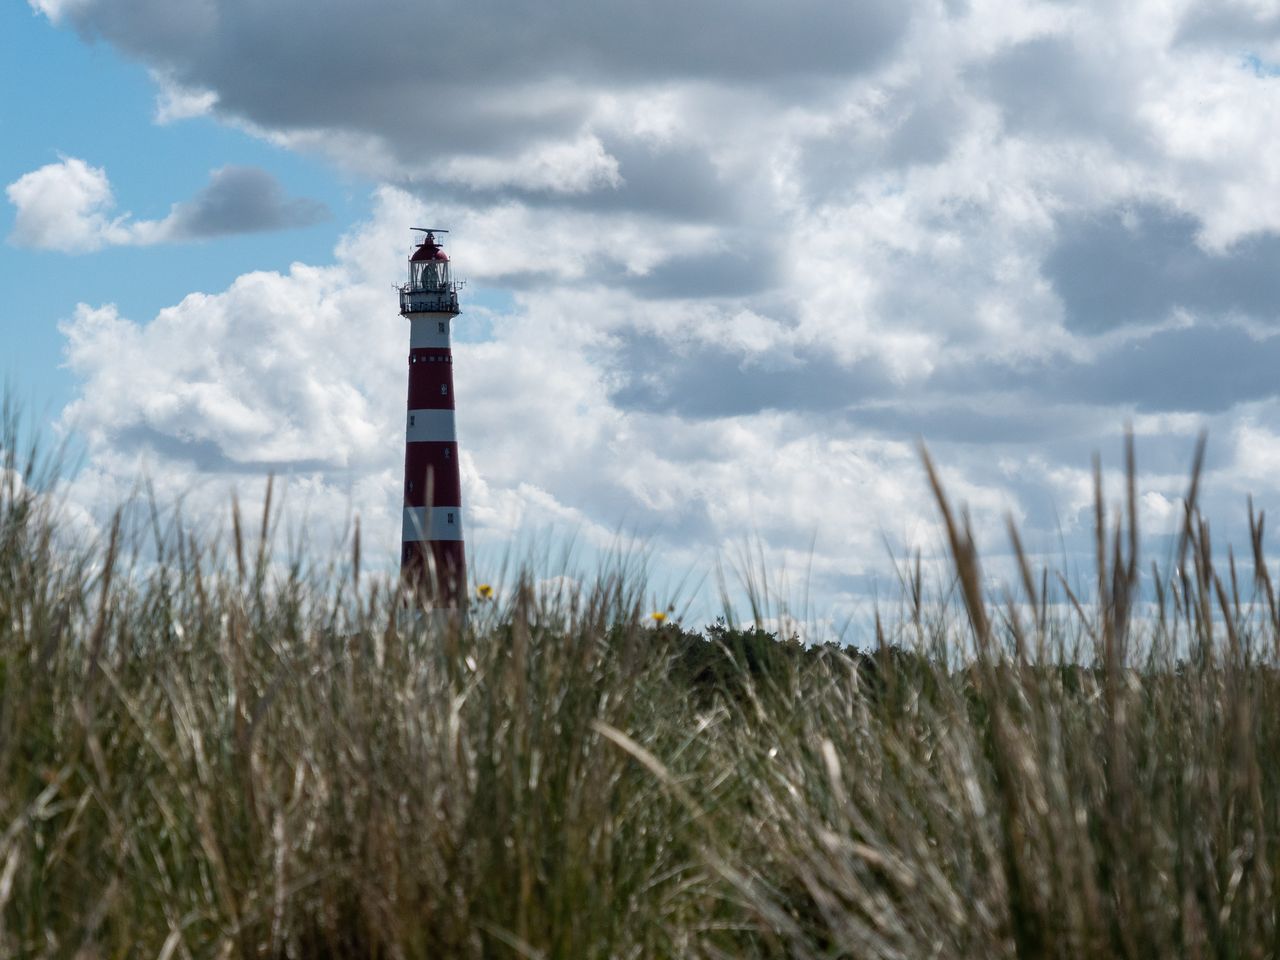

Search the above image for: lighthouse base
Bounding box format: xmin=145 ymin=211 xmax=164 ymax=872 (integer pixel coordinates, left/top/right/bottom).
xmin=402 ymin=540 xmax=467 ymax=607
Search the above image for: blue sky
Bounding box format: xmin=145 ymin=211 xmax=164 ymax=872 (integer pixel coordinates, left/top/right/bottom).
xmin=0 ymin=3 xmax=364 ymax=420
xmin=5 ymin=0 xmax=1280 ymax=625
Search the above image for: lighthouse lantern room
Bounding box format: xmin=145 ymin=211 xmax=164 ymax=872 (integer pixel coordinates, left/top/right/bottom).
xmin=400 ymin=228 xmax=466 ymax=605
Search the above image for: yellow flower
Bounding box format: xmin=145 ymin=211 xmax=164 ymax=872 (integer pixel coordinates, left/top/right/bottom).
xmin=477 ymin=583 xmax=494 ymax=599
xmin=650 ymin=611 xmax=667 ymax=623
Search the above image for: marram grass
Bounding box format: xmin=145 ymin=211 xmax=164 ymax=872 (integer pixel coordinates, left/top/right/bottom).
xmin=4 ymin=421 xmax=1280 ymax=958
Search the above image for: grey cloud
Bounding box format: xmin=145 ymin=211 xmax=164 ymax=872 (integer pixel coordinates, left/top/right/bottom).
xmin=599 ymin=211 xmax=1280 ymax=436
xmin=629 ymin=497 xmax=721 ymax=549
xmin=1062 ymin=324 xmax=1280 ymax=412
xmin=458 ymin=243 xmax=782 ymax=301
xmin=849 ymin=399 xmax=1218 ymax=541
xmin=64 ymin=0 xmax=910 ymax=171
xmin=841 ymin=391 xmax=1211 ymax=480
xmin=797 ymin=92 xmax=969 ymax=204
xmin=564 ymin=140 xmax=742 ymax=221
xmin=607 ymin=333 xmax=891 ymax=419
xmin=884 ymin=95 xmax=965 ymax=167
xmin=72 ymin=2 xmax=911 ymax=133
xmin=429 ymin=139 xmax=742 ymax=224
xmin=851 ymin=399 xmax=1098 ymax=446
xmin=837 ymin=392 xmax=1182 ymax=472
xmin=115 ymin=424 xmax=343 ymax=474
xmin=933 ymin=322 xmax=1280 ymax=415
xmin=971 ymin=36 xmax=1132 ymax=140
xmin=76 ymin=0 xmax=909 ymax=85
xmin=1046 ymin=204 xmax=1280 ymax=333
xmin=618 ymin=250 xmax=779 ymax=300
xmin=165 ymin=166 xmax=329 ymax=239
xmin=1176 ymin=6 xmax=1280 ymax=46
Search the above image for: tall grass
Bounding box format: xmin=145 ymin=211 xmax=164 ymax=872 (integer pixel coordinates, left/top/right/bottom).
xmin=4 ymin=413 xmax=1280 ymax=958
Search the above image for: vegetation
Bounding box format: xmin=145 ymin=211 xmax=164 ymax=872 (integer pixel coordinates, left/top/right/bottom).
xmin=5 ymin=411 xmax=1280 ymax=958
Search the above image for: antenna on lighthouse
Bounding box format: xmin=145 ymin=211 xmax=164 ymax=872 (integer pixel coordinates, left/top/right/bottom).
xmin=409 ymin=227 xmax=449 ymax=256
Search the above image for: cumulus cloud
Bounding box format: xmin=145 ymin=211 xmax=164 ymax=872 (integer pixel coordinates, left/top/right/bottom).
xmin=35 ymin=0 xmax=1280 ymax=609
xmin=6 ymin=159 xmax=328 ymax=251
xmin=6 ymin=156 xmax=135 ymax=251
xmin=56 ymin=189 xmax=1010 ymax=606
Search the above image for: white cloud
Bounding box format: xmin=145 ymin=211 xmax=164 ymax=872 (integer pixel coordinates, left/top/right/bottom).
xmin=6 ymin=157 xmax=135 ymax=252
xmin=56 ymin=189 xmax=1026 ymax=607
xmin=152 ymin=70 xmax=218 ymax=124
xmin=1227 ymin=419 xmax=1280 ymax=487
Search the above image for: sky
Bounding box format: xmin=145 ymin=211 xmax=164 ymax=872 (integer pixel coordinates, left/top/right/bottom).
xmin=4 ymin=0 xmax=1280 ymax=627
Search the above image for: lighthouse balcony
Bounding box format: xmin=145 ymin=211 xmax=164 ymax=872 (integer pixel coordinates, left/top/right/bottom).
xmin=399 ymin=287 xmax=460 ymax=315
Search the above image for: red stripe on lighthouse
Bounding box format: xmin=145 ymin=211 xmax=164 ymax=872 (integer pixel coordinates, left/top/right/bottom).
xmin=404 ymin=443 xmax=461 ymax=506
xmin=407 ymin=351 xmax=456 ymax=409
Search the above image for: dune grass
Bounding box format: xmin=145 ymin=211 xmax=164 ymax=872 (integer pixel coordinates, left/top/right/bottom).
xmin=4 ymin=415 xmax=1280 ymax=958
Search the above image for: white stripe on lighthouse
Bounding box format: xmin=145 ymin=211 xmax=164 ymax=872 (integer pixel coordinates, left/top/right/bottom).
xmin=409 ymin=317 xmax=453 ymax=349
xmin=406 ymin=409 xmax=456 ymax=442
xmin=403 ymin=506 xmax=464 ymax=542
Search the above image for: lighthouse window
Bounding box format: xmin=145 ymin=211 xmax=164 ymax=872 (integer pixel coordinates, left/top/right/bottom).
xmin=447 ymin=512 xmax=455 ymax=524
xmin=409 ymin=415 xmax=415 ymax=426
xmin=441 ymin=384 xmax=448 ymax=396
xmin=408 ymin=480 xmax=414 ymax=493
xmin=438 ymin=322 xmax=446 ymax=333
xmin=444 ymin=448 xmax=450 ymax=459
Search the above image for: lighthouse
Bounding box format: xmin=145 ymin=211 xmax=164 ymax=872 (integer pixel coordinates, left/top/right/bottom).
xmin=399 ymin=228 xmax=466 ymax=605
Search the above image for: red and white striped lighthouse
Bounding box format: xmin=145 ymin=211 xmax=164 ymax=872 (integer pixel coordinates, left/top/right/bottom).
xmin=399 ymin=228 xmax=466 ymax=604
